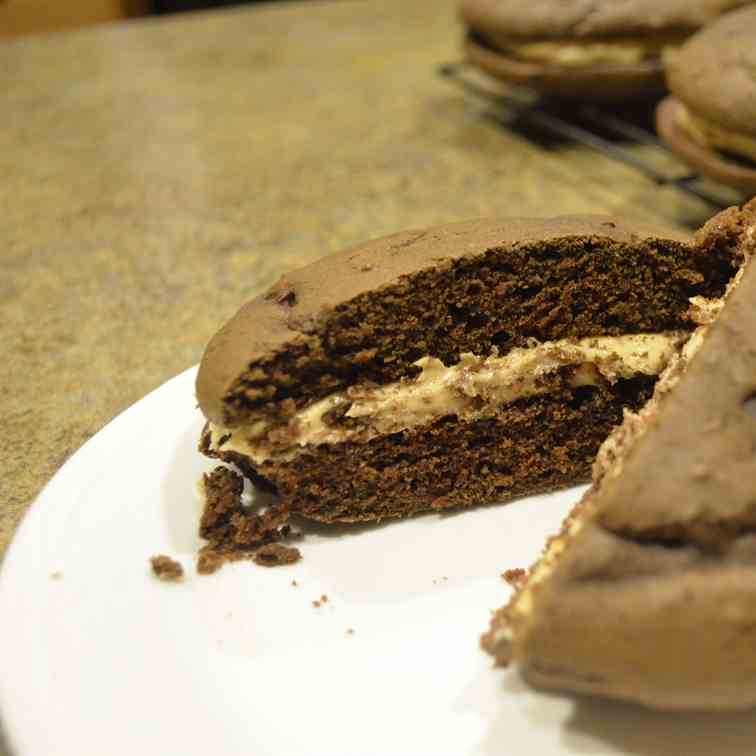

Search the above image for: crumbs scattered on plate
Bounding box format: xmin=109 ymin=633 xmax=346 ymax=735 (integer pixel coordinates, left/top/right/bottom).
xmin=150 ymin=554 xmax=184 ymax=582
xmin=254 ymin=543 xmax=302 ymax=567
xmin=501 ymin=568 xmax=526 ymax=588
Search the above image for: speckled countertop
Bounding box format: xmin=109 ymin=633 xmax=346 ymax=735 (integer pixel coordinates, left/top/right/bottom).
xmin=0 ymin=2 xmax=736 ymax=569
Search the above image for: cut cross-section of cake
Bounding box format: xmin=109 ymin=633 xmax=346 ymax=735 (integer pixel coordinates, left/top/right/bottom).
xmin=196 ymin=206 xmax=752 ymax=531
xmin=482 ymin=202 xmax=756 ymax=710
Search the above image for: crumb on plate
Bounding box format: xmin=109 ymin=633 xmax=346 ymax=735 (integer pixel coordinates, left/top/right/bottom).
xmin=150 ymin=554 xmax=184 ymax=582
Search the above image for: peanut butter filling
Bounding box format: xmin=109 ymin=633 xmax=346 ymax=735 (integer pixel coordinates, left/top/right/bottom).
xmin=208 ymin=332 xmax=686 ymax=464
xmin=485 ymin=34 xmax=683 ymax=67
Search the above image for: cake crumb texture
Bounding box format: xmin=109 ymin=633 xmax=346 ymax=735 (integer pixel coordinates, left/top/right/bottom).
xmin=502 ymin=568 xmax=527 ymax=587
xmin=150 ymin=555 xmax=184 ymax=582
xmin=253 ymin=543 xmax=301 ymax=567
xmin=197 ymin=465 xmax=296 ymax=574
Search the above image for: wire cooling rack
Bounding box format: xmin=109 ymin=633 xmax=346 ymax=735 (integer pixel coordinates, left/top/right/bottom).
xmin=439 ymin=61 xmax=734 ymax=209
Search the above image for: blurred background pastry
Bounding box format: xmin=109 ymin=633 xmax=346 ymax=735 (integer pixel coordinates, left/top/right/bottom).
xmin=656 ymin=5 xmax=756 ymax=193
xmin=460 ymin=0 xmax=754 ymax=99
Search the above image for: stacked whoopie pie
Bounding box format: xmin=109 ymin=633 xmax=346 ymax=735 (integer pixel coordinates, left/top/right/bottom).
xmin=657 ymin=5 xmax=756 ymax=193
xmin=460 ymin=0 xmax=756 ymax=193
xmin=459 ymin=0 xmax=752 ymax=99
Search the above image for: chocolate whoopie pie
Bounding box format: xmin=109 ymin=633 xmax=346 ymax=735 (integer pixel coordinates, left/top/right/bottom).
xmin=196 ymin=209 xmax=749 ymax=539
xmin=460 ymin=0 xmax=752 ymax=99
xmin=483 ymin=199 xmax=756 ymax=711
xmin=657 ymin=5 xmax=756 ymax=193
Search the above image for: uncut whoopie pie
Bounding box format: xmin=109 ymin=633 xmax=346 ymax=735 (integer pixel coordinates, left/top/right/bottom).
xmin=483 ymin=199 xmax=756 ymax=711
xmin=196 ymin=209 xmax=749 ymax=548
xmin=657 ymin=5 xmax=756 ymax=193
xmin=460 ymin=0 xmax=753 ymax=99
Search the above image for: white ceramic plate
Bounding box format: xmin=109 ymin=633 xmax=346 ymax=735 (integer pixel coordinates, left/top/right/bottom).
xmin=2 ymin=368 xmax=756 ymax=756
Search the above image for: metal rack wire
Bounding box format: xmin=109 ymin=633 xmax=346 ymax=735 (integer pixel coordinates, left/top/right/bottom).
xmin=439 ymin=62 xmax=731 ymax=209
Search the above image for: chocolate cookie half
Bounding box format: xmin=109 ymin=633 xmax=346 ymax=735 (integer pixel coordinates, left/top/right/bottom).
xmin=197 ymin=211 xmax=746 ymax=527
xmin=657 ymin=6 xmax=756 ymax=193
xmin=483 ymin=200 xmax=756 ymax=711
xmin=460 ymin=0 xmax=752 ymax=99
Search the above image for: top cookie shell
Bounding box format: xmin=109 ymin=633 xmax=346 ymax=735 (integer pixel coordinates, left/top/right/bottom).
xmin=460 ymin=0 xmax=755 ymax=40
xmin=196 ymin=215 xmax=690 ymax=427
xmin=666 ymin=5 xmax=756 ymax=137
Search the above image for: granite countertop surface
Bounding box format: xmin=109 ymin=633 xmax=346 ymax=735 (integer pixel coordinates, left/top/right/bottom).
xmin=0 ymin=0 xmax=744 ymax=751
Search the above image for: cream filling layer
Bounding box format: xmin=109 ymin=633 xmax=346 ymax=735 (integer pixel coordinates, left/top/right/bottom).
xmin=676 ymin=103 xmax=756 ymax=164
xmin=209 ymin=332 xmax=686 ymax=465
xmin=487 ymin=35 xmax=679 ymax=67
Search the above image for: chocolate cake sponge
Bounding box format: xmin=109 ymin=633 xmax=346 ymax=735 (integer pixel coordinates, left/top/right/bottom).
xmin=197 ymin=210 xmax=749 ymax=526
xmin=483 ymin=199 xmax=756 ymax=710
